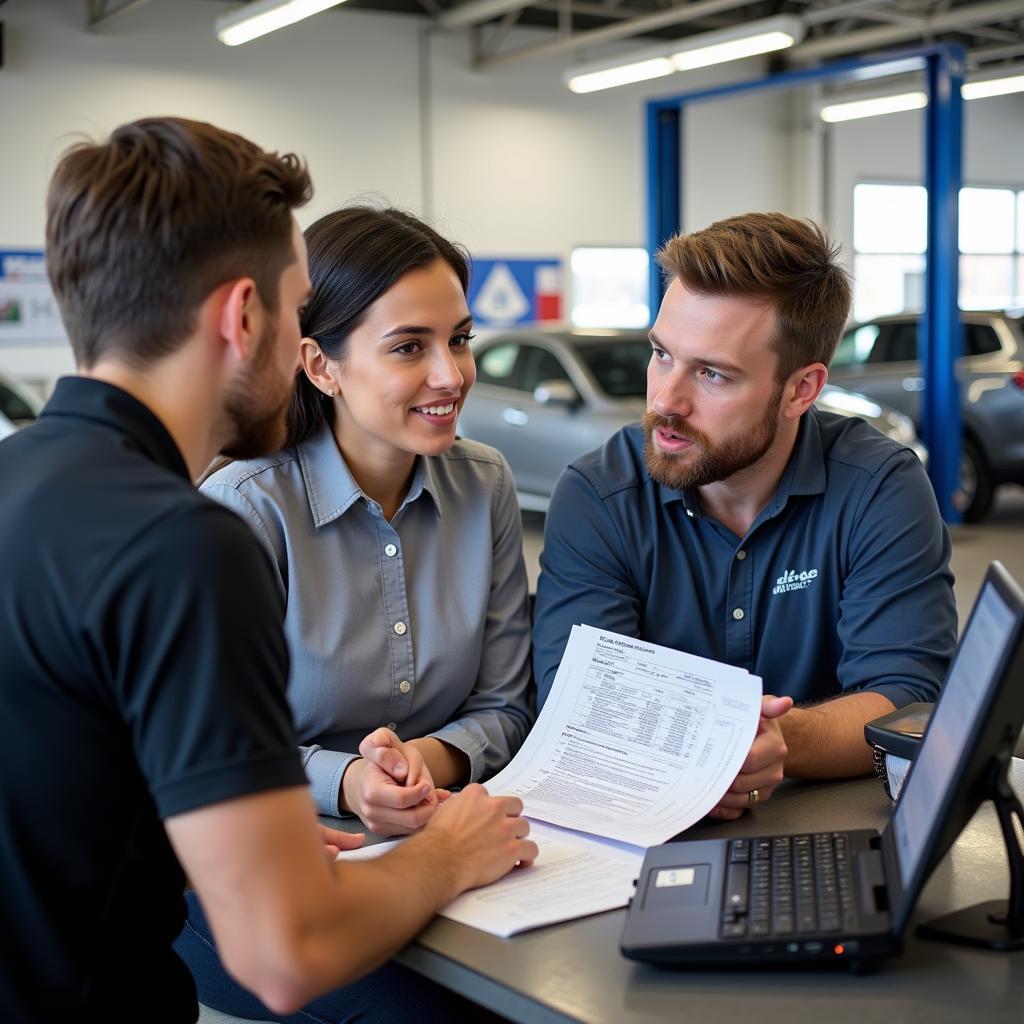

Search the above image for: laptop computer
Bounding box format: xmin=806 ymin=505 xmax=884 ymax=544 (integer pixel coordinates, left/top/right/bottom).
xmin=620 ymin=561 xmax=1024 ymax=969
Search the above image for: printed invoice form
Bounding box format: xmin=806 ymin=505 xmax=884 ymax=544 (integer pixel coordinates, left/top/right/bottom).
xmin=339 ymin=625 xmax=762 ymax=936
xmin=488 ymin=624 xmax=762 ymax=847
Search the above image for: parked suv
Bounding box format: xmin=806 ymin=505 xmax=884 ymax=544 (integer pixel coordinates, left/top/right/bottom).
xmin=831 ymin=311 xmax=1024 ymax=520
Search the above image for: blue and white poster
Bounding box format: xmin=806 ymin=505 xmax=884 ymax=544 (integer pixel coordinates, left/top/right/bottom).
xmin=468 ymin=258 xmax=562 ymax=328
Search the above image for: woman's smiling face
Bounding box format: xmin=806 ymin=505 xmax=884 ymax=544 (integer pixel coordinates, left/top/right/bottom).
xmin=331 ymin=257 xmax=476 ymax=461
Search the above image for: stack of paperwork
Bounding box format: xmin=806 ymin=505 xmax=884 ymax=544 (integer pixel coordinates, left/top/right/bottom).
xmin=340 ymin=624 xmax=762 ymax=936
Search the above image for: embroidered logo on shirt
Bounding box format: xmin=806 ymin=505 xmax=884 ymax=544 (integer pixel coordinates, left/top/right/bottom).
xmin=772 ymin=568 xmax=819 ymax=595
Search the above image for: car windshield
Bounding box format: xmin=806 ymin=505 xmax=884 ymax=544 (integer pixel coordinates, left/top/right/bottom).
xmin=575 ymin=341 xmax=651 ymax=397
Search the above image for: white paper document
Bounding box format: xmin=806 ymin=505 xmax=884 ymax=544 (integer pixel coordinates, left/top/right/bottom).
xmin=338 ymin=625 xmax=762 ymax=937
xmin=487 ymin=625 xmax=763 ymax=847
xmin=336 ymin=821 xmax=643 ymax=938
xmin=440 ymin=821 xmax=643 ymax=937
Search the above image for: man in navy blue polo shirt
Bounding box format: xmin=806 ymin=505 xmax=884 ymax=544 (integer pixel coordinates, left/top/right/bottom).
xmin=534 ymin=213 xmax=956 ymax=820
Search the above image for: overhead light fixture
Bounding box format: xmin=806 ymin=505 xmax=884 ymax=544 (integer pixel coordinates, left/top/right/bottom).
xmin=668 ymin=16 xmax=805 ymax=72
xmin=961 ymin=67 xmax=1024 ymax=99
xmin=565 ymin=15 xmax=805 ymax=94
xmin=567 ymin=55 xmax=675 ymax=94
xmin=819 ymin=62 xmax=1024 ymax=121
xmin=216 ymin=0 xmax=348 ymax=47
xmin=819 ymin=91 xmax=928 ymax=123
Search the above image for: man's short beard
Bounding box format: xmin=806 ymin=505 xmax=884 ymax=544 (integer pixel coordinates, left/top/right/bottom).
xmin=642 ymin=382 xmax=784 ymax=491
xmin=220 ymin=316 xmax=294 ymax=461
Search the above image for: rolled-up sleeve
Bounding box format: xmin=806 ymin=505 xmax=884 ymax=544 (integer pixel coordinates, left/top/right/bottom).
xmin=428 ymin=455 xmax=534 ymax=781
xmin=836 ymin=449 xmax=957 ymax=707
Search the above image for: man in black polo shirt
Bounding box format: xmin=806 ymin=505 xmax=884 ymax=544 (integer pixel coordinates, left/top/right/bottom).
xmin=0 ymin=118 xmax=535 ymax=1023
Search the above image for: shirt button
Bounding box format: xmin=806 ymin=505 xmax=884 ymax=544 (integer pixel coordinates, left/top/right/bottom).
xmin=386 ymin=722 xmax=397 ymax=731
xmin=384 ymin=543 xmax=397 ymax=557
xmin=732 ymin=608 xmax=745 ymax=621
xmin=399 ymin=679 xmax=411 ymax=694
xmin=736 ymin=550 xmax=747 ymax=561
xmin=394 ymin=621 xmax=407 ymax=635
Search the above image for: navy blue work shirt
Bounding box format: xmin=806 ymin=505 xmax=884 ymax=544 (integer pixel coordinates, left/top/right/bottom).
xmin=534 ymin=410 xmax=957 ymax=710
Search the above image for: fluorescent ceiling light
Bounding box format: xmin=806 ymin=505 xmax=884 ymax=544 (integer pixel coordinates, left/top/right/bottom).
xmin=819 ymin=62 xmax=1024 ymax=121
xmin=820 ymin=91 xmax=928 ymax=122
xmin=962 ymin=73 xmax=1024 ymax=99
xmin=216 ymin=0 xmax=348 ymax=47
xmin=567 ymin=56 xmax=675 ymax=94
xmin=670 ymin=17 xmax=804 ymax=71
xmin=564 ymin=15 xmax=804 ymax=94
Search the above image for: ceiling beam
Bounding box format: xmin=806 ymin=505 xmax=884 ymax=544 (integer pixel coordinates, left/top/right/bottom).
xmin=475 ymin=0 xmax=763 ymax=69
xmin=438 ymin=0 xmax=534 ymax=30
xmin=536 ymin=2 xmax=655 ymax=20
xmin=801 ymin=0 xmax=905 ymax=28
xmin=791 ymin=0 xmax=1024 ymax=61
xmin=86 ymin=0 xmax=152 ymax=30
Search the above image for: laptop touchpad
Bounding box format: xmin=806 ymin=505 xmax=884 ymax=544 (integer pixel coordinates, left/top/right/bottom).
xmin=641 ymin=863 xmax=711 ymax=908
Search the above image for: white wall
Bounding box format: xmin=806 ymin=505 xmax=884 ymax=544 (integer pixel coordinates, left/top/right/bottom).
xmin=1 ymin=0 xmax=424 ymax=386
xmin=12 ymin=1 xmax=1009 ymax=389
xmin=0 ymin=0 xmax=802 ymax=389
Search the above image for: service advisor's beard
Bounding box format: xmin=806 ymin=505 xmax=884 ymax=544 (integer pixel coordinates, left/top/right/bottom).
xmin=220 ymin=320 xmax=294 ymax=461
xmin=642 ymin=386 xmax=783 ymax=491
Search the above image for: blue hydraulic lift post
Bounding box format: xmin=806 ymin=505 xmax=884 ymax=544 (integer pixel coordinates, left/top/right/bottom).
xmin=646 ymin=102 xmax=681 ymax=321
xmin=923 ymin=48 xmax=965 ymax=523
xmin=644 ymin=43 xmax=963 ymax=520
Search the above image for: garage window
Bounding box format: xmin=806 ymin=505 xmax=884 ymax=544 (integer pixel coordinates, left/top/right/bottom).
xmin=852 ymin=183 xmax=1024 ymax=321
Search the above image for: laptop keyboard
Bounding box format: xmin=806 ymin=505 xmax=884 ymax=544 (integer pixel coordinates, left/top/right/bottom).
xmin=719 ymin=834 xmax=858 ymax=939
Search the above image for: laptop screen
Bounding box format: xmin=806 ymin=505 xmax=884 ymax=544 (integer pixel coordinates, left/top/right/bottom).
xmin=889 ymin=579 xmax=1017 ymax=888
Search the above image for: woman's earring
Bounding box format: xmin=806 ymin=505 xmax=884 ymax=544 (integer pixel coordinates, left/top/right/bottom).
xmin=327 ymin=387 xmax=336 ymax=398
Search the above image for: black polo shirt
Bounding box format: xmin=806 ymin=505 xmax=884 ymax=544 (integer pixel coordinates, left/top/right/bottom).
xmin=0 ymin=378 xmax=307 ymax=1022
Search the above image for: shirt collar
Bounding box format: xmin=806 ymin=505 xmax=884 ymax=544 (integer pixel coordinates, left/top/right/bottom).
xmin=297 ymin=422 xmax=442 ymax=528
xmin=785 ymin=410 xmax=828 ymax=498
xmin=655 ymin=410 xmax=827 ymax=519
xmin=40 ymin=376 xmax=190 ymax=480
xmin=406 ymin=455 xmax=444 ymax=518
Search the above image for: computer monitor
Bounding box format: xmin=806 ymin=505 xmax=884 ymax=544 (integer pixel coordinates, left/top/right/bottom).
xmin=884 ymin=561 xmax=1024 ymax=942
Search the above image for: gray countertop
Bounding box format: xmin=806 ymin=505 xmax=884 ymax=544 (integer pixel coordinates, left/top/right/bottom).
xmin=344 ymin=762 xmax=1024 ymax=1023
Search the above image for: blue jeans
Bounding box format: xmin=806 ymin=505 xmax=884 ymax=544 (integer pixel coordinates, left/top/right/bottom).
xmin=175 ymin=892 xmax=503 ymax=1024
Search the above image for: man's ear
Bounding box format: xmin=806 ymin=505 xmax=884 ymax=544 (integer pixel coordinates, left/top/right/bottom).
xmin=218 ymin=278 xmax=260 ymax=363
xmin=298 ymin=337 xmax=336 ymax=397
xmin=783 ymin=363 xmax=829 ymax=420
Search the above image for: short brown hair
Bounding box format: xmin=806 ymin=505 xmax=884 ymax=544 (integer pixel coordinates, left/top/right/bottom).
xmin=657 ymin=213 xmax=851 ymax=381
xmin=46 ymin=117 xmax=312 ymax=369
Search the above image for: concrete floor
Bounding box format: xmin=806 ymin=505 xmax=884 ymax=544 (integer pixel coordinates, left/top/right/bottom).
xmin=522 ymin=485 xmax=1024 ymax=626
xmin=947 ymin=485 xmax=1024 ymax=623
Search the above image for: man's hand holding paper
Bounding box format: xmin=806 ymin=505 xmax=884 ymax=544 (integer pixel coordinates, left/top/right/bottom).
xmin=708 ymin=694 xmax=792 ymax=820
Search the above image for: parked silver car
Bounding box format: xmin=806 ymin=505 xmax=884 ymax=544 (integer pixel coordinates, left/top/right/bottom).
xmin=0 ymin=372 xmax=42 ymax=441
xmin=831 ymin=310 xmax=1024 ymax=521
xmin=458 ymin=329 xmax=924 ymax=512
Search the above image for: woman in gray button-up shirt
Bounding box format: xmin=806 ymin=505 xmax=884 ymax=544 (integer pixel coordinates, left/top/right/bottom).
xmin=202 ymin=206 xmax=534 ymax=834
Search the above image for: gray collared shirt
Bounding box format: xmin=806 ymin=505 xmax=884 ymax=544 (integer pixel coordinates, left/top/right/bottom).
xmin=202 ymin=425 xmax=534 ymax=814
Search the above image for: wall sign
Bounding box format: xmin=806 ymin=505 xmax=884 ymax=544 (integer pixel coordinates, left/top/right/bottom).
xmin=0 ymin=250 xmax=65 ymax=344
xmin=468 ymin=258 xmax=562 ymax=328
